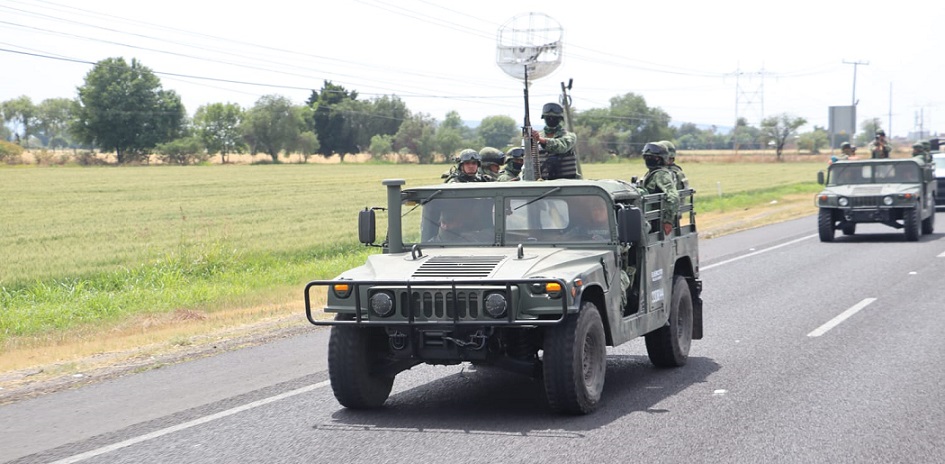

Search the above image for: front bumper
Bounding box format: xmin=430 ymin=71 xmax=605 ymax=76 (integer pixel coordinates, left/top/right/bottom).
xmin=304 ymin=278 xmax=571 ymax=327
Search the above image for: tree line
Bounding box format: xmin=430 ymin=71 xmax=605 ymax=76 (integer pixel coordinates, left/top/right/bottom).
xmin=1 ymin=57 xmax=888 ymax=165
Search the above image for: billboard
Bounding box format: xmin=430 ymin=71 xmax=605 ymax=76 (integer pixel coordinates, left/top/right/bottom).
xmin=829 ymin=105 xmax=856 ymax=145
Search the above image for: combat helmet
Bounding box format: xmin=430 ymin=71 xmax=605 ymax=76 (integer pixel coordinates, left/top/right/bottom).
xmin=478 ymin=147 xmax=506 ymax=170
xmin=658 ymin=140 xmax=677 ymax=160
xmin=458 ymin=149 xmax=481 ymax=165
xmin=541 ymin=102 xmax=565 ymax=118
xmin=642 ymin=141 xmax=671 ymax=164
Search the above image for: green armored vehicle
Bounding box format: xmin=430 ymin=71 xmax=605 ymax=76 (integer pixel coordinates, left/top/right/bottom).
xmin=304 ymin=178 xmax=703 ymax=414
xmin=816 ymin=158 xmax=936 ymax=241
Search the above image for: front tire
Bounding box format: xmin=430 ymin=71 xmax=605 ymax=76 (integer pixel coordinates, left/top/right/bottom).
xmin=818 ymin=208 xmax=836 ymax=242
xmin=921 ymin=207 xmax=935 ymax=235
xmin=904 ymin=207 xmax=921 ymax=242
xmin=645 ymin=275 xmax=694 ymax=367
xmin=542 ymin=302 xmax=607 ymax=415
xmin=328 ymin=316 xmax=394 ymax=409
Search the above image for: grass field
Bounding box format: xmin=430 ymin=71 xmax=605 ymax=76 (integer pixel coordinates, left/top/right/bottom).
xmin=0 ymin=159 xmax=825 ymax=353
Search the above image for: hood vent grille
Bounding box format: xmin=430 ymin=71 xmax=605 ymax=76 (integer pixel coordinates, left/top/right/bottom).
xmin=412 ymin=256 xmax=505 ymax=278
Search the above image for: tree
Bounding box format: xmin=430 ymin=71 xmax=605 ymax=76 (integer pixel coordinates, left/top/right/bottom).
xmin=760 ymin=114 xmax=807 ymax=161
xmin=72 ymin=58 xmax=186 ymax=163
xmin=856 ymin=118 xmax=883 ymax=146
xmin=394 ymin=112 xmax=437 ymax=164
xmin=242 ymin=95 xmax=304 ymax=163
xmin=369 ymin=134 xmax=394 ymax=158
xmin=193 ymin=102 xmax=246 ymax=163
xmin=2 ymin=96 xmax=36 ymax=148
xmin=35 ymin=98 xmax=76 ymax=148
xmin=478 ymin=115 xmax=518 ymax=149
xmin=797 ymin=126 xmax=829 ymax=154
xmin=572 ymin=93 xmax=672 ymax=157
xmin=295 ymin=131 xmax=320 ymax=163
xmin=307 ymin=81 xmax=358 ymax=160
xmin=155 ymin=136 xmax=206 ymax=165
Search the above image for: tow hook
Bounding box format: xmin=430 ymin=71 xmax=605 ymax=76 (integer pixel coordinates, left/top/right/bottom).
xmin=386 ymin=329 xmax=408 ymax=350
xmin=443 ymin=329 xmax=491 ymax=350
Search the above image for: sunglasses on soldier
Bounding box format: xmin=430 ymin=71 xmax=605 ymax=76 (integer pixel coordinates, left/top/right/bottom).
xmin=642 ymin=143 xmax=666 ymax=156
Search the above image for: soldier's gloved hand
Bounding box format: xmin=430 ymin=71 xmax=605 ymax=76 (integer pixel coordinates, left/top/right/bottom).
xmin=531 ymin=130 xmax=543 ymax=144
xmin=662 ymin=222 xmax=673 ymax=236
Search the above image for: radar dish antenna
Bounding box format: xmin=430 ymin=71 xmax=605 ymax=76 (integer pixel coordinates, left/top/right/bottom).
xmin=496 ymin=12 xmax=563 ymax=81
xmin=495 ymin=13 xmax=563 ymax=181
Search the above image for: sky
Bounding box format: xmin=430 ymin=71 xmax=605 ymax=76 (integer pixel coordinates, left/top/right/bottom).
xmin=2 ymin=0 xmax=942 ymax=139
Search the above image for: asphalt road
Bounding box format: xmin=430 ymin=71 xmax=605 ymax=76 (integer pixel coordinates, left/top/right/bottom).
xmin=3 ymin=213 xmax=945 ymax=464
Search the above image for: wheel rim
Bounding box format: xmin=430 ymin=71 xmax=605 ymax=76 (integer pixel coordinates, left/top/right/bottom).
xmin=582 ymin=331 xmax=602 ymax=389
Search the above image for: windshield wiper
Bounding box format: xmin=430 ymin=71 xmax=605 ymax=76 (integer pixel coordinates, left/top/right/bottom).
xmin=514 ymin=187 xmax=562 ymax=211
xmin=402 ymin=189 xmax=443 ymax=217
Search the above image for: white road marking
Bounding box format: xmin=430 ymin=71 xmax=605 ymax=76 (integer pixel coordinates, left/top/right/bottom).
xmin=50 ymin=380 xmax=331 ymax=464
xmin=807 ymin=298 xmax=877 ymax=337
xmin=938 ymin=251 xmax=945 ymax=258
xmin=702 ymin=234 xmax=817 ymax=271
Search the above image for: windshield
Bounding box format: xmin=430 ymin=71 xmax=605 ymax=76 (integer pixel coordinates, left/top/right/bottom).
xmin=402 ymin=193 xmax=612 ymax=246
xmin=504 ymin=195 xmax=611 ymax=244
xmin=934 ymin=156 xmax=945 ymax=172
xmin=828 ymin=162 xmax=921 ymax=185
xmin=411 ymin=197 xmax=496 ymax=245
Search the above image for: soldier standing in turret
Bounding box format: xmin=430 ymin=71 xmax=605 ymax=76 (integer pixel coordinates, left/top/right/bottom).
xmin=530 ymin=102 xmax=578 ymax=180
xmin=869 ymin=129 xmax=891 ymax=159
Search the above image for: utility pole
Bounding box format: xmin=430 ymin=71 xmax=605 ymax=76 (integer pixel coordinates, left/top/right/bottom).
xmin=842 ymin=59 xmax=869 ymax=143
xmin=842 ymin=59 xmax=869 ymax=106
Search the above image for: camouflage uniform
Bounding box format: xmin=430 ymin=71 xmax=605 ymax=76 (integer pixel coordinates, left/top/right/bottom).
xmin=659 ymin=140 xmax=689 ymax=191
xmin=869 ymin=129 xmax=891 ymax=159
xmin=532 ymin=102 xmax=579 ymax=180
xmin=497 ymin=147 xmax=524 ymax=182
xmin=446 ymin=149 xmax=490 ymax=183
xmin=639 ymin=142 xmax=680 ymax=229
xmin=478 ymin=147 xmax=505 ymax=182
xmin=912 ymin=142 xmax=929 ymax=164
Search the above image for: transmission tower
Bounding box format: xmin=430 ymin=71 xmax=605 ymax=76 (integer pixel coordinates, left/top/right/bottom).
xmin=731 ymin=67 xmax=766 ymax=151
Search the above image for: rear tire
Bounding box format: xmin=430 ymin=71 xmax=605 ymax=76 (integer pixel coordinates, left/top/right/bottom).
xmin=645 ymin=275 xmax=693 ymax=368
xmin=328 ymin=316 xmax=394 ymax=409
xmin=904 ymin=207 xmax=921 ymax=242
xmin=818 ymin=208 xmax=836 ymax=242
xmin=542 ymin=302 xmax=607 ymax=415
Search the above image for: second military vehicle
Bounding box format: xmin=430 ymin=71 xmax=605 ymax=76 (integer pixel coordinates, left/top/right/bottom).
xmin=304 ymin=178 xmax=702 ymax=414
xmin=816 ymin=158 xmax=937 ymax=241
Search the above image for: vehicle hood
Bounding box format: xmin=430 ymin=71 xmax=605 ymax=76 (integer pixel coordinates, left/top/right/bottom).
xmin=336 ymin=246 xmax=612 ymax=283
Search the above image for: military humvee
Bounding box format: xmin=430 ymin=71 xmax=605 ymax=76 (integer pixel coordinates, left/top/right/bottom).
xmin=304 ymin=178 xmax=703 ymax=414
xmin=816 ymin=158 xmax=937 ymax=241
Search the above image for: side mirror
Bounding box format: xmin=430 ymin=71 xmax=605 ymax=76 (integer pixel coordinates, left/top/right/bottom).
xmin=358 ymin=208 xmax=376 ymax=245
xmin=817 ymin=171 xmax=825 ymax=185
xmin=617 ymin=205 xmax=643 ymax=245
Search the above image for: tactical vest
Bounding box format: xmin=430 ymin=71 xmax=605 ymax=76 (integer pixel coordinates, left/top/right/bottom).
xmin=539 ymin=151 xmax=578 ymax=180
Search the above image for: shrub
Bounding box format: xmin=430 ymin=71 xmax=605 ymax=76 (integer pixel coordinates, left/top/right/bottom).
xmin=0 ymin=140 xmax=24 ymax=164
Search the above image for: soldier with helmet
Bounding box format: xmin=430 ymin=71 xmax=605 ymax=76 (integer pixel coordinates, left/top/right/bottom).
xmin=498 ymin=147 xmax=525 ymax=182
xmin=658 ymin=140 xmax=689 ymax=191
xmin=869 ymin=129 xmax=891 ymax=159
xmin=831 ymin=142 xmax=858 ymax=163
xmin=445 ymin=149 xmax=490 ymax=183
xmin=478 ymin=147 xmax=506 ymax=181
xmin=639 ymin=142 xmax=680 ymax=237
xmin=530 ymin=102 xmax=578 ymax=180
xmin=912 ymin=141 xmax=930 ymax=164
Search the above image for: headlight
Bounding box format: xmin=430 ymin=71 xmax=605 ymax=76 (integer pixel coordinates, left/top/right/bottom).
xmin=369 ymin=291 xmax=395 ymax=317
xmin=883 ymin=196 xmax=894 ymax=206
xmin=484 ymin=293 xmax=508 ymax=318
xmin=838 ymin=197 xmax=849 ymax=206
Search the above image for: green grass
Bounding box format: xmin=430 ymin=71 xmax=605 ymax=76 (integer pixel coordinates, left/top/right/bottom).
xmin=0 ymin=160 xmax=824 ymax=341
